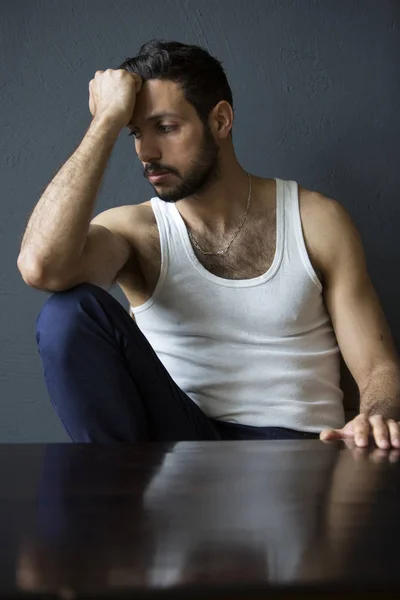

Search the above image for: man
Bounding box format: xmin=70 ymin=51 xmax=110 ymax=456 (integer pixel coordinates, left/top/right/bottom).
xmin=18 ymin=40 xmax=400 ymax=446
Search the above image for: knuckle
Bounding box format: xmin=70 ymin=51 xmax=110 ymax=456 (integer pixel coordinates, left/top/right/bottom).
xmin=355 ymin=426 xmax=370 ymax=437
xmin=358 ymin=413 xmax=369 ymax=423
xmin=369 ymin=414 xmax=383 ymax=424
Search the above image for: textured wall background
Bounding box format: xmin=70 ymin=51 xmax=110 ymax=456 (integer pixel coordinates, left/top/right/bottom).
xmin=1 ymin=0 xmax=399 ymax=441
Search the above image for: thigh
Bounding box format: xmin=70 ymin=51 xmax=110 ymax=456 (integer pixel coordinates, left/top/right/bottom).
xmin=85 ymin=285 xmax=222 ymax=441
xmin=37 ymin=283 xmax=221 ymax=442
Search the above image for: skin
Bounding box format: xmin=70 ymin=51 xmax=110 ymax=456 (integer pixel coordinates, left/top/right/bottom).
xmin=128 ymin=78 xmax=250 ymax=230
xmin=94 ymin=78 xmax=400 ymax=449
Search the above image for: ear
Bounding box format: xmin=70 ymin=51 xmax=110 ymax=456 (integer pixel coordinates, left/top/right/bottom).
xmin=209 ymin=100 xmax=233 ymax=139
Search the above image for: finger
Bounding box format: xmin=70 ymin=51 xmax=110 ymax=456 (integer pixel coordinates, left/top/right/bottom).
xmin=389 ymin=449 xmax=400 ymax=464
xmin=387 ymin=419 xmax=400 ymax=448
xmin=319 ymin=428 xmax=343 ymax=442
xmin=122 ymin=70 xmax=143 ymax=93
xmin=369 ymin=415 xmax=390 ymax=449
xmin=353 ymin=414 xmax=370 ymax=447
xmin=133 ymin=73 xmax=143 ymax=93
xmin=89 ymin=81 xmax=96 ymax=116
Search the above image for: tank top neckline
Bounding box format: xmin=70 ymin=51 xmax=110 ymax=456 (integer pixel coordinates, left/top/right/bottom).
xmin=168 ymin=177 xmax=284 ymax=288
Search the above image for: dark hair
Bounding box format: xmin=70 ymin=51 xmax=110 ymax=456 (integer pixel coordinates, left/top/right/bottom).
xmin=118 ymin=40 xmax=234 ymax=128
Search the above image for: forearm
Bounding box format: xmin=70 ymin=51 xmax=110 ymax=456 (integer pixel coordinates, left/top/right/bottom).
xmin=359 ymin=366 xmax=400 ymax=419
xmin=18 ymin=115 xmax=121 ymax=282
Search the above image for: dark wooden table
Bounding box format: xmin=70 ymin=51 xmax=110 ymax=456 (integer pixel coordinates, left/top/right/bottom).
xmin=0 ymin=441 xmax=399 ymax=599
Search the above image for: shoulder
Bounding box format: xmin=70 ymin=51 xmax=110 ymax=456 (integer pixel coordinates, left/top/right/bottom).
xmin=91 ymin=200 xmax=155 ymax=227
xmin=297 ymin=184 xmax=363 ymax=284
xmin=297 ymin=185 xmax=355 ymax=234
xmin=91 ymin=200 xmax=157 ymax=246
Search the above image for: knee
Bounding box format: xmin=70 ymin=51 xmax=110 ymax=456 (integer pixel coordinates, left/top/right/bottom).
xmin=35 ymin=283 xmax=107 ymax=350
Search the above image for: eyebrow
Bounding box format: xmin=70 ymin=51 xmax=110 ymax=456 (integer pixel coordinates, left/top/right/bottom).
xmin=147 ymin=111 xmax=182 ymax=121
xmin=129 ymin=112 xmax=182 ymax=129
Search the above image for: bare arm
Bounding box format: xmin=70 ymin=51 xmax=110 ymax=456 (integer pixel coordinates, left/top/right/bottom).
xmin=17 ymin=68 xmax=142 ymax=291
xmin=17 ymin=115 xmax=123 ymax=288
xmin=300 ymin=188 xmax=400 ymax=447
xmin=316 ymin=197 xmax=400 ymax=417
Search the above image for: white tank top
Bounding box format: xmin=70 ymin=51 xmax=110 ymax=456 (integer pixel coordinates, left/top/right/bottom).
xmin=131 ymin=178 xmax=345 ymax=432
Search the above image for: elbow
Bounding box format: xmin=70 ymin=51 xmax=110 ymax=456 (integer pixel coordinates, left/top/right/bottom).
xmin=17 ymin=252 xmax=44 ymax=286
xmin=17 ymin=253 xmax=67 ymax=291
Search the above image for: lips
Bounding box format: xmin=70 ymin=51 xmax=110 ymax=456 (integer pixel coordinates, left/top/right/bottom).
xmin=147 ymin=171 xmax=169 ymax=177
xmin=148 ymin=171 xmax=171 ymax=183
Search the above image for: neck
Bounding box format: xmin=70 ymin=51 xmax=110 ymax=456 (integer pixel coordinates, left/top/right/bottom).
xmin=176 ymin=159 xmax=250 ymax=235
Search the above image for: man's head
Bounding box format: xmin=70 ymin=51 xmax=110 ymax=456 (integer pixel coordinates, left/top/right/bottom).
xmin=118 ymin=40 xmax=234 ymax=202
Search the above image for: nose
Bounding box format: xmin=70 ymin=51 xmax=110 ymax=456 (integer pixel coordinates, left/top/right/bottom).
xmin=136 ymin=136 xmax=162 ymax=165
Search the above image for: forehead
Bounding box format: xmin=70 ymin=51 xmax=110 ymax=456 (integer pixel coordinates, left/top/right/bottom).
xmin=131 ymin=79 xmax=194 ymax=125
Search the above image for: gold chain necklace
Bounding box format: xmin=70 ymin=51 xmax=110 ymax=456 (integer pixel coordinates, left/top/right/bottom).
xmin=187 ymin=172 xmax=252 ymax=256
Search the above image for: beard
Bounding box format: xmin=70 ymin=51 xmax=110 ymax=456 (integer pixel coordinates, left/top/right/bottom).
xmin=146 ymin=123 xmax=221 ymax=203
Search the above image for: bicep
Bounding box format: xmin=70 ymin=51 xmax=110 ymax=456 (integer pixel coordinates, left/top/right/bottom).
xmin=318 ymin=199 xmax=399 ymax=386
xmin=69 ymin=223 xmax=132 ymax=290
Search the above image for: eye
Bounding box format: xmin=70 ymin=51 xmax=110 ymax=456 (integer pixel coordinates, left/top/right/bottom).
xmin=128 ymin=124 xmax=176 ymax=138
xmin=159 ymin=124 xmax=176 ymax=133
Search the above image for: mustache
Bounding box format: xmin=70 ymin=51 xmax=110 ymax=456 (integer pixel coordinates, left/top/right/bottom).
xmin=144 ymin=166 xmax=175 ymax=176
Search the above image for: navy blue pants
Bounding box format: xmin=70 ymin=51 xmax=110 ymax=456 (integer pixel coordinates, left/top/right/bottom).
xmin=36 ymin=283 xmax=320 ymax=443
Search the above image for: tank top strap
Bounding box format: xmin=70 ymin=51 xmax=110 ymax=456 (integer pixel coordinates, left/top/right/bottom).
xmin=280 ymin=179 xmax=322 ymax=290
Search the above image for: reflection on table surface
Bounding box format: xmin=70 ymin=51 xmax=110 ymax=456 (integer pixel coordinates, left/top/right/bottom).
xmin=0 ymin=441 xmax=399 ymax=598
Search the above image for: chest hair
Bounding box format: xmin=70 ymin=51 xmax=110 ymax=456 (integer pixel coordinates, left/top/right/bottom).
xmin=191 ymin=212 xmax=277 ymax=280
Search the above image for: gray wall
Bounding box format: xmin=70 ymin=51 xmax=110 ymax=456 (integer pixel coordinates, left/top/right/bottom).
xmin=1 ymin=0 xmax=399 ymax=442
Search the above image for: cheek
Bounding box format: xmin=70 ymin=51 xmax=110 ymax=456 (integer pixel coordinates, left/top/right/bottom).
xmin=164 ymin=135 xmax=197 ymax=163
xmin=173 ymin=130 xmax=194 ymax=152
xmin=177 ymin=125 xmax=202 ymax=150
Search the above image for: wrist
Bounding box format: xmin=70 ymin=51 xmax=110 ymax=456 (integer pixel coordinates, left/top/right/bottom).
xmin=90 ymin=114 xmax=124 ymax=138
xmin=359 ymin=405 xmax=400 ymax=421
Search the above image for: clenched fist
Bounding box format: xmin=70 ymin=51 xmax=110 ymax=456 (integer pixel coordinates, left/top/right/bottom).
xmin=89 ymin=69 xmax=143 ymax=129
